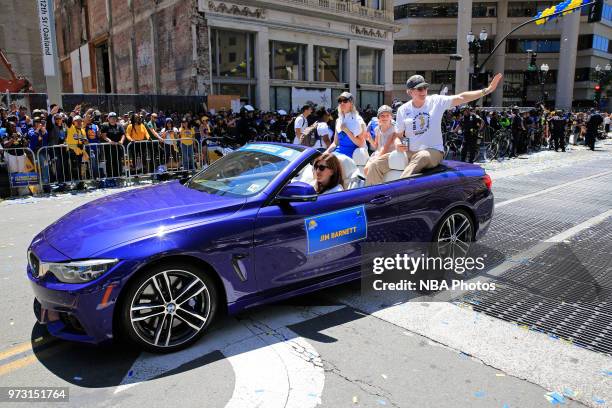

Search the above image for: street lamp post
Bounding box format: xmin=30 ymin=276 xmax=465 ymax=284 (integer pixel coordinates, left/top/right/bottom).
xmin=467 ymin=28 xmax=488 ymax=94
xmin=539 ymin=63 xmax=549 ymax=107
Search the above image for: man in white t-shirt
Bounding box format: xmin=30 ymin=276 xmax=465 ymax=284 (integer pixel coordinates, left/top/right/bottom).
xmin=293 ymin=104 xmax=313 ymax=144
xmin=365 ymin=73 xmax=503 ymax=185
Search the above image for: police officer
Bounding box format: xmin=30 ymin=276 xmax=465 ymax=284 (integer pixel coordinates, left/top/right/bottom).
xmin=547 ymin=110 xmax=567 ymax=152
xmin=458 ymin=106 xmax=483 ymax=163
xmin=510 ymin=106 xmax=524 ymax=158
xmin=585 ymin=109 xmax=603 ymax=151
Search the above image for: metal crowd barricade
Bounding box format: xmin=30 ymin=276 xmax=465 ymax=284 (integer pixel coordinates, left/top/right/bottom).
xmin=37 ymin=144 xmax=91 ymax=191
xmin=1 ymin=147 xmax=39 ymax=196
xmin=83 ymin=142 xmax=129 ymax=183
xmin=126 ymin=138 xmax=203 ymax=179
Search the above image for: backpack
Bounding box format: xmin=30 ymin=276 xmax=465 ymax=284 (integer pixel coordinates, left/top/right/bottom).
xmin=285 ymin=117 xmax=297 ymax=141
xmin=300 ymin=121 xmax=320 ymax=147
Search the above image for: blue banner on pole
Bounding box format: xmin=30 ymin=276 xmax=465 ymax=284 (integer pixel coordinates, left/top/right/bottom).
xmin=305 ymin=205 xmax=368 ymax=254
xmin=10 ymin=172 xmax=39 ymax=187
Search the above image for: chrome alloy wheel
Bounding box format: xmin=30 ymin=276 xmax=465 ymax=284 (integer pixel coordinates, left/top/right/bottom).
xmin=129 ymin=270 xmax=211 ymax=348
xmin=436 ymin=212 xmax=473 ymax=259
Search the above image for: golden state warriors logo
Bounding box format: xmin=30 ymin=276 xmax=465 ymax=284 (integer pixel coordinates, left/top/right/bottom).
xmin=413 ymin=113 xmax=430 ymax=136
xmin=308 ymin=220 xmax=318 ymax=231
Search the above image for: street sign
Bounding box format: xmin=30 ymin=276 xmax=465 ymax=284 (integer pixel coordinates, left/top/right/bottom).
xmin=588 ymin=0 xmax=603 ymax=23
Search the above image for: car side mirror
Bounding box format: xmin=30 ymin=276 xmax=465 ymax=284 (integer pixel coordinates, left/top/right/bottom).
xmin=275 ymin=182 xmax=317 ymax=203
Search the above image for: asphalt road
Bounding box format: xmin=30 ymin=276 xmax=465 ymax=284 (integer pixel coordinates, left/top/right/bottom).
xmin=1 ymin=140 xmax=611 ymax=408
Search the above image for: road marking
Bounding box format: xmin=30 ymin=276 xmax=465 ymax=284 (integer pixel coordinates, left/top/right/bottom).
xmin=484 ymin=208 xmax=612 ymax=278
xmin=0 ymin=341 xmax=65 ymax=377
xmin=544 ymin=209 xmax=612 ymax=243
xmin=224 ymin=324 xmax=324 ymax=408
xmin=114 ymin=305 xmax=340 ymax=397
xmin=495 ymin=169 xmax=612 ymax=208
xmin=0 ymin=342 xmax=33 ymax=362
xmin=0 ymin=355 xmax=38 ymax=376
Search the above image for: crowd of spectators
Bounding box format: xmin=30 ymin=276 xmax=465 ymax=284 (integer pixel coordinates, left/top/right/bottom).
xmin=0 ymin=99 xmax=608 ymax=196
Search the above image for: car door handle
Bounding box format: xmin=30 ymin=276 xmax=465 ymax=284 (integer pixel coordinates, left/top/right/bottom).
xmin=369 ymin=195 xmax=392 ymax=205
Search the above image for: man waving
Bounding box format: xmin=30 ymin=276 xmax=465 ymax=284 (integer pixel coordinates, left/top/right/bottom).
xmin=366 ymin=73 xmax=503 ymax=185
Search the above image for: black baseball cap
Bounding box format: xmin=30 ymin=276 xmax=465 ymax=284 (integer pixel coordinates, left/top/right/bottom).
xmin=406 ymin=75 xmax=429 ymax=90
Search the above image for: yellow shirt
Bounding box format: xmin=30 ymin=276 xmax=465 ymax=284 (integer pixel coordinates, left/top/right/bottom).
xmin=66 ymin=125 xmax=87 ymax=155
xmin=125 ymin=124 xmax=149 ymax=141
xmin=178 ymin=127 xmax=195 ymax=145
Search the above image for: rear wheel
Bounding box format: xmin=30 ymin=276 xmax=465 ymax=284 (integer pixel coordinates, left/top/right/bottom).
xmin=433 ymin=209 xmax=474 ymax=259
xmin=419 ymin=209 xmax=475 ymax=294
xmin=119 ymin=262 xmax=218 ymax=353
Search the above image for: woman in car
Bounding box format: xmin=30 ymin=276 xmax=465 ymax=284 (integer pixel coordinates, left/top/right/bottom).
xmin=324 ymin=92 xmax=366 ymax=158
xmin=311 ymin=153 xmax=345 ymax=194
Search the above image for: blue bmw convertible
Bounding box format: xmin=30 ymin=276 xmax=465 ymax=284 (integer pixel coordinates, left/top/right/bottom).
xmin=27 ymin=143 xmax=493 ymax=352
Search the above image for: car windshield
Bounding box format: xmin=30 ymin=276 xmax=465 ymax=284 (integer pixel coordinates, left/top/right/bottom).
xmin=187 ymin=144 xmax=304 ymax=197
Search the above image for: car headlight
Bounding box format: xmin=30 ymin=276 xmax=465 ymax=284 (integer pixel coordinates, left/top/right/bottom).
xmin=40 ymin=259 xmax=119 ymax=283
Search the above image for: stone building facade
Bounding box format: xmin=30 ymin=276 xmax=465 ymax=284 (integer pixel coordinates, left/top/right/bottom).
xmin=0 ymin=1 xmax=47 ymax=93
xmin=54 ymin=0 xmax=397 ymax=110
xmin=54 ymin=0 xmax=207 ymax=96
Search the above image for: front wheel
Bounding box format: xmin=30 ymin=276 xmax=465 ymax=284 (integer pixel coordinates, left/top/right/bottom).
xmin=119 ymin=262 xmax=219 ymax=353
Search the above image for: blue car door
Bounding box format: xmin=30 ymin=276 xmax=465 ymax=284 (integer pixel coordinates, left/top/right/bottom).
xmin=253 ymin=184 xmax=398 ymax=292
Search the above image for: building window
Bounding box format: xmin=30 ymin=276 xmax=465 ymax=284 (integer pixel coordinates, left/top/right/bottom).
xmin=211 ymin=29 xmax=256 ymax=103
xmin=431 ymin=70 xmax=456 ymax=84
xmin=371 ymin=0 xmax=384 ymax=11
xmin=578 ymin=34 xmax=612 ymax=53
xmin=524 ymin=69 xmax=557 ymax=85
xmin=394 ymin=39 xmax=457 ymax=54
xmin=394 ymin=3 xmax=458 ymax=19
xmin=358 ymin=91 xmax=383 ymax=110
xmin=331 ymin=89 xmax=348 ymax=104
xmin=472 ymin=2 xmax=497 ymax=17
xmin=393 ymin=71 xmax=428 ymax=84
xmin=213 ymin=83 xmax=255 ymax=103
xmin=502 ymin=71 xmax=525 ymax=98
xmin=358 ymin=47 xmax=382 ymax=84
xmin=394 ymin=3 xmax=496 ymax=19
xmin=578 ymin=34 xmax=594 ymax=50
xmin=94 ymin=42 xmax=112 ymax=93
xmin=270 ymin=41 xmax=306 ymax=81
xmin=211 ymin=29 xmax=255 ymax=78
xmin=593 ymin=35 xmax=610 ymax=53
xmin=506 ymin=38 xmax=560 ymax=53
xmin=314 ymin=46 xmax=346 ymax=82
xmin=507 ymin=2 xmax=555 ymax=18
xmin=575 ymin=67 xmax=593 ymax=82
xmin=270 ymin=86 xmax=292 ymax=112
xmin=604 ymin=3 xmax=612 ymax=21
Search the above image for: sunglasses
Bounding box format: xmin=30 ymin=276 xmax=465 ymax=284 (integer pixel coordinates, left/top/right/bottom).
xmin=314 ymin=163 xmax=330 ymax=172
xmin=338 ymin=99 xmax=351 ymax=104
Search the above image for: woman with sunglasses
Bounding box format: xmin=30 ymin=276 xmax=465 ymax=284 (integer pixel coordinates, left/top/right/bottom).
xmin=325 ymin=92 xmax=366 ymax=158
xmin=311 ymin=153 xmax=345 ymax=194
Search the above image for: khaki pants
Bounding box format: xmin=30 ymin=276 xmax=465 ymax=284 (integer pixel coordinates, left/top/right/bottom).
xmin=365 ymin=148 xmax=444 ymax=186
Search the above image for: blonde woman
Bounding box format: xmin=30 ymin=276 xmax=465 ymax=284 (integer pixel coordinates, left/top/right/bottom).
xmin=324 ymin=92 xmax=366 ymax=157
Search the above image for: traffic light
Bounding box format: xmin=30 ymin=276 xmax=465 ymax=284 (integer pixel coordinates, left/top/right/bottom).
xmin=594 ymin=84 xmax=602 ymax=103
xmin=527 ymin=52 xmax=538 ymax=72
xmin=588 ymin=0 xmax=603 ymax=23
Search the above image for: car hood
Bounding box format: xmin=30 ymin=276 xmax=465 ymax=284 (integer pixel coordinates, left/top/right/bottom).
xmin=43 ymin=181 xmax=246 ymax=259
